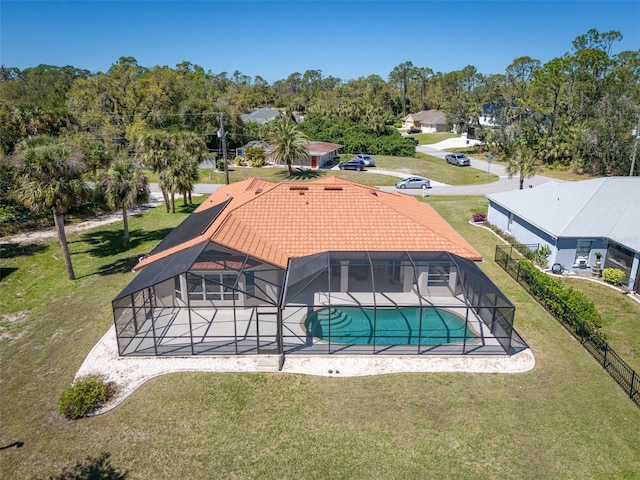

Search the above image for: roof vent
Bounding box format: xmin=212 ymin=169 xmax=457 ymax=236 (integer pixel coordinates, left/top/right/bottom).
xmin=369 ymin=189 xmax=377 ymax=196
xmin=289 ymin=186 xmax=309 ymax=191
xmin=255 ymin=188 xmax=263 ymax=195
xmin=323 ymin=186 xmax=343 ymax=191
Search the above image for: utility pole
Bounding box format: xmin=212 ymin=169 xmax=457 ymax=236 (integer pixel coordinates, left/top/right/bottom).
xmin=630 ymin=115 xmax=640 ymax=177
xmin=218 ymin=112 xmax=229 ymax=184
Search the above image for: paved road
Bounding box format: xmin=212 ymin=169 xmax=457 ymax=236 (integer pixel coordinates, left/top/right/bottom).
xmin=169 ymin=138 xmax=561 ymax=198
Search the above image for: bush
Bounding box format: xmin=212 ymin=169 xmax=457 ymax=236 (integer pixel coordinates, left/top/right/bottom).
xmin=517 ymin=259 xmax=606 ymax=345
xmin=216 ymin=159 xmax=225 ymax=171
xmin=533 ymin=244 xmax=551 ymax=267
xmin=234 ymin=156 xmax=246 ymax=166
xmin=471 ymin=213 xmax=486 ymax=223
xmin=245 ymin=145 xmax=266 ymax=167
xmin=602 ymin=268 xmax=625 ymax=285
xmin=58 ymin=375 xmax=112 ymax=419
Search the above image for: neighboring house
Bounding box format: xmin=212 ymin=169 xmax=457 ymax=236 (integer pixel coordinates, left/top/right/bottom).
xmin=486 ymin=177 xmax=640 ymax=291
xmin=479 ymin=103 xmax=501 ymax=128
xmin=402 ymin=110 xmax=447 ymax=133
xmin=239 ymin=140 xmax=342 ymax=169
xmin=112 ymin=178 xmax=516 ymax=360
xmin=240 ymin=107 xmax=302 ymax=124
xmin=297 ymin=141 xmax=342 ymax=168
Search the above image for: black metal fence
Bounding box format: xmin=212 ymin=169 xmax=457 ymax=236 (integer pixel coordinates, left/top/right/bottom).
xmin=495 ymin=245 xmax=639 ymax=409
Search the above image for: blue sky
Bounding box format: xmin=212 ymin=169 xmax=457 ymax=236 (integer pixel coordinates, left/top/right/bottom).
xmin=1 ymin=1 xmax=638 ymax=82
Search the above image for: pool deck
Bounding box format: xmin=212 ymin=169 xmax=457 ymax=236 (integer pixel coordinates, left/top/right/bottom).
xmin=76 ymin=325 xmax=535 ymax=415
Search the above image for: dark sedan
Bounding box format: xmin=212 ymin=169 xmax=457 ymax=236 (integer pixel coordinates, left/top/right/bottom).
xmin=338 ymin=159 xmax=366 ymax=171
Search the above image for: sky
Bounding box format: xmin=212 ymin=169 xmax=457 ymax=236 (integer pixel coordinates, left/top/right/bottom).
xmin=1 ymin=1 xmax=639 ymax=83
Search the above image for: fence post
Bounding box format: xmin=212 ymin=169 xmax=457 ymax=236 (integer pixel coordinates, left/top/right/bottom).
xmin=631 ymin=370 xmax=636 ymax=399
xmin=603 ymin=344 xmax=608 ymax=368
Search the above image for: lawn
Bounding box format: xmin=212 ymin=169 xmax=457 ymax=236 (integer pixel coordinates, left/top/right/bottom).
xmin=452 ymin=148 xmax=601 ymax=182
xmin=144 ymin=152 xmax=498 ymax=188
xmin=559 ymin=278 xmax=640 ymax=373
xmin=406 ymin=132 xmax=459 ymax=145
xmin=1 ymin=195 xmax=639 ymax=480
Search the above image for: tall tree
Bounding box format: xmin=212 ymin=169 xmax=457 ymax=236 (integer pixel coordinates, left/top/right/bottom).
xmin=389 ymin=61 xmax=416 ymax=117
xmin=506 ymin=142 xmax=542 ymax=190
xmin=263 ymin=117 xmax=309 ymax=175
xmin=95 ymin=159 xmax=150 ymax=244
xmin=17 ymin=138 xmax=88 ymax=280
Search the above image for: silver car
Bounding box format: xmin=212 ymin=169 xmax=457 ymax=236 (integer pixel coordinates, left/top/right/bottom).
xmin=445 ymin=153 xmax=471 ymax=166
xmin=355 ymin=154 xmax=376 ymax=167
xmin=395 ymin=176 xmax=431 ymax=190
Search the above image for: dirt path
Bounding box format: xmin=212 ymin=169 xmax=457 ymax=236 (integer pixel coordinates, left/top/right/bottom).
xmin=1 ymin=194 xmax=164 ymax=245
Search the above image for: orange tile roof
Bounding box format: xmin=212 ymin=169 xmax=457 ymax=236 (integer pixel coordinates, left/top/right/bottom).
xmin=134 ymin=177 xmax=481 ymax=271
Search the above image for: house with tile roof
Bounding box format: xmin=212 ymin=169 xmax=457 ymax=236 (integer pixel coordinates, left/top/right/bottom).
xmin=486 ymin=177 xmax=640 ymax=292
xmin=239 ymin=140 xmax=342 ymax=169
xmin=113 ymin=178 xmax=516 ymax=360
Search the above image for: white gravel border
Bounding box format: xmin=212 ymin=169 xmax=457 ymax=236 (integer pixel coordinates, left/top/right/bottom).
xmin=76 ymin=326 xmax=535 ymax=415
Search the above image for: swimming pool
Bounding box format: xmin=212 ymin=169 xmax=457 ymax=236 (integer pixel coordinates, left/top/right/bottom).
xmin=304 ymin=306 xmax=477 ymax=345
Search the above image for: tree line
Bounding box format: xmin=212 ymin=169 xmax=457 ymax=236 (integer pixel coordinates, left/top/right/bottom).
xmin=0 ymin=28 xmax=638 ymax=279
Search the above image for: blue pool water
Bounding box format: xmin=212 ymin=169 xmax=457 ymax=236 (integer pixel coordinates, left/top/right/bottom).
xmin=305 ymin=307 xmax=476 ymax=345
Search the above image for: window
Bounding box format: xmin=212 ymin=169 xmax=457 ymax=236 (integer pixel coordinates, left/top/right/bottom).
xmin=187 ymin=273 xmax=238 ymax=301
xmin=574 ymin=240 xmax=592 ymax=265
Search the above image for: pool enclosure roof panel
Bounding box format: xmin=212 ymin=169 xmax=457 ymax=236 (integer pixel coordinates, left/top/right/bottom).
xmin=147 ymin=199 xmax=231 ymax=256
xmin=113 ymin=241 xmax=209 ymax=302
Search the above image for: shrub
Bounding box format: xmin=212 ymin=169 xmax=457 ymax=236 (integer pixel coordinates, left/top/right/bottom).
xmin=602 ymin=268 xmax=625 ymax=285
xmin=533 ymin=244 xmax=551 ymax=267
xmin=517 ymin=259 xmax=606 ymax=345
xmin=216 ymin=159 xmax=225 ymax=171
xmin=234 ymin=156 xmax=246 ymax=166
xmin=245 ymin=145 xmax=266 ymax=167
xmin=472 ymin=213 xmax=486 ymax=223
xmin=58 ymin=375 xmax=112 ymax=419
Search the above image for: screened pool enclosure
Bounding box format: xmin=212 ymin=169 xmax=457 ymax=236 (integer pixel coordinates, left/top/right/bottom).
xmin=113 ymin=246 xmax=516 ymax=357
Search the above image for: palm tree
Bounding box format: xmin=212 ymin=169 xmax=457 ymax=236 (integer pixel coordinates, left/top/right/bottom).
xmin=96 ymin=159 xmax=150 ymax=244
xmin=17 ymin=139 xmax=88 ymax=280
xmin=136 ymin=130 xmax=205 ymax=212
xmin=263 ymin=117 xmax=309 ymax=175
xmin=136 ymin=131 xmax=173 ymax=212
xmin=506 ymin=144 xmax=542 ymax=190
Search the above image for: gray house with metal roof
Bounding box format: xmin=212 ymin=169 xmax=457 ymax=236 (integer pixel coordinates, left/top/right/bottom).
xmin=486 ymin=177 xmax=640 ymax=292
xmin=240 ymin=107 xmax=302 ymax=124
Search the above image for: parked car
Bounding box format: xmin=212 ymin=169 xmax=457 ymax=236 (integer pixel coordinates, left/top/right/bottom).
xmin=354 ymin=153 xmax=375 ymax=167
xmin=407 ymin=128 xmax=421 ymax=134
xmin=395 ymin=176 xmax=431 ymax=189
xmin=338 ymin=159 xmax=366 ymax=171
xmin=445 ymin=153 xmax=471 ymax=166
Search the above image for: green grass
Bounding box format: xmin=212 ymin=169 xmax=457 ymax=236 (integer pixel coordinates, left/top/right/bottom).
xmin=1 ymin=195 xmax=639 ymax=479
xmin=143 ymin=152 xmax=498 ymax=188
xmin=560 ymin=278 xmax=640 ymax=372
xmin=458 ymin=149 xmax=600 ymax=182
xmin=406 ymin=132 xmax=459 ymax=145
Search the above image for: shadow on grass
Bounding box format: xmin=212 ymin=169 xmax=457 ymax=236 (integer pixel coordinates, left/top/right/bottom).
xmin=79 ymin=228 xmax=174 ymax=260
xmin=0 ymin=242 xmax=48 ymax=259
xmin=0 ymin=267 xmax=19 ymax=282
xmin=47 ymin=452 xmax=127 ymax=480
xmin=274 ymin=168 xmax=325 ymax=181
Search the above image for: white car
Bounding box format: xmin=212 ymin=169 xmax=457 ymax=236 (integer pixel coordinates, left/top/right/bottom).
xmin=395 ymin=176 xmax=431 ymax=190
